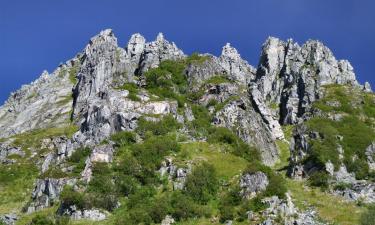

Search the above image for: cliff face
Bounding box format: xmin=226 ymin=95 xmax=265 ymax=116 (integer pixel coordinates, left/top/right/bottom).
xmin=0 ymin=29 xmax=374 ymax=225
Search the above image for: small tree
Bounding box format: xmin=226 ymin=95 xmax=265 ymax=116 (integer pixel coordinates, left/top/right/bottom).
xmin=185 ymin=162 xmax=219 ymax=204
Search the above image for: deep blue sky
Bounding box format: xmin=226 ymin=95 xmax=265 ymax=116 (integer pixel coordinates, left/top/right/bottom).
xmin=1 ymin=0 xmax=374 ymax=104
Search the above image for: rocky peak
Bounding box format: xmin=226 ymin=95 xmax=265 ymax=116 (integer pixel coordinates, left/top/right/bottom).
xmin=221 ymin=43 xmax=241 ymax=61
xmin=126 ymin=33 xmax=146 ymax=59
xmin=138 ymin=33 xmax=185 ymax=74
xmin=219 ymin=43 xmax=256 ymax=84
xmin=73 ymin=29 xmax=119 ymax=120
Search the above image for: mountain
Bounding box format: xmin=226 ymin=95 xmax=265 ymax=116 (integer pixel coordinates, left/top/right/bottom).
xmin=0 ymin=29 xmax=374 ymax=225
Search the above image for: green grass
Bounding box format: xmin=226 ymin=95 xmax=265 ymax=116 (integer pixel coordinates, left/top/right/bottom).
xmin=177 ymin=142 xmax=248 ymax=181
xmin=116 ymin=83 xmax=141 ymax=101
xmin=68 ymin=63 xmax=80 ymax=85
xmin=286 ymin=179 xmax=365 ymax=225
xmin=12 ymin=125 xmax=78 ymax=151
xmin=186 ymin=53 xmax=210 ymax=65
xmin=0 ymin=163 xmax=38 ymax=215
xmin=205 ymin=75 xmax=231 ymax=85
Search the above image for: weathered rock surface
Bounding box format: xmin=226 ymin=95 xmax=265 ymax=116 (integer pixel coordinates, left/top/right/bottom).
xmin=214 ymin=98 xmax=279 ymax=166
xmin=259 ymin=194 xmax=326 ymax=225
xmin=0 ymin=141 xmax=24 ymax=164
xmin=240 ymin=172 xmax=269 ymax=198
xmin=251 ymin=37 xmax=360 ymax=128
xmin=333 ymin=181 xmax=375 ymax=203
xmin=366 ymin=142 xmax=375 ymax=170
xmin=0 ymin=66 xmax=76 ymax=138
xmin=61 ymin=205 xmax=106 ymax=221
xmin=27 ymin=178 xmax=76 ymax=213
xmin=0 ymin=213 xmax=18 ymax=225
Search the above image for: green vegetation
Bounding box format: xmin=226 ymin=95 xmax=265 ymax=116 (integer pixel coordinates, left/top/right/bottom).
xmin=185 ymin=162 xmax=219 ymax=204
xmin=185 ymin=53 xmax=210 ymax=65
xmin=136 ymin=115 xmax=181 ymax=138
xmin=0 ymin=163 xmax=38 ymax=214
xmin=287 ymin=179 xmax=365 ymax=225
xmin=360 ymin=204 xmax=375 ymax=225
xmin=117 ymin=83 xmax=140 ymax=101
xmin=205 ymin=75 xmax=231 ymax=85
xmin=12 ymin=125 xmax=78 ymax=151
xmin=305 ymin=85 xmax=375 ymax=180
xmin=207 ymin=127 xmax=260 ymax=163
xmin=68 ymin=62 xmax=80 ymax=85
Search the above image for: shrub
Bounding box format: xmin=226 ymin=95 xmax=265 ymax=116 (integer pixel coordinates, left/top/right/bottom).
xmin=205 ymin=75 xmax=231 ymax=85
xmin=136 ymin=115 xmax=181 ymax=137
xmin=29 ymin=215 xmax=54 ymax=225
xmin=170 ymin=191 xmax=201 ymax=221
xmin=185 ymin=162 xmax=219 ymax=204
xmin=67 ymin=147 xmax=91 ymax=175
xmin=87 ymin=163 xmax=115 ymax=194
xmin=208 ymin=127 xmax=260 ymax=162
xmin=186 ymin=53 xmax=209 ymax=65
xmin=131 ymin=135 xmax=180 ymax=184
xmin=308 ymin=171 xmax=330 ymax=190
xmin=144 ymin=59 xmax=188 ymax=105
xmin=219 ymin=186 xmax=242 ymax=222
xmin=60 ymin=186 xmax=86 ymax=210
xmin=118 ymin=83 xmax=140 ymax=101
xmin=111 ymin=131 xmax=136 ymax=147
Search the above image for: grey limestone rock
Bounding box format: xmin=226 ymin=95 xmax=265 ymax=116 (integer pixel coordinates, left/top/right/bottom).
xmin=240 ymin=172 xmax=269 ymax=199
xmin=27 ymin=178 xmax=76 ymax=213
xmin=214 ymin=98 xmax=279 ymax=166
xmin=366 ymin=142 xmax=375 ymax=170
xmin=251 ymin=37 xmax=360 ymax=127
xmin=0 ymin=214 xmax=18 ymax=225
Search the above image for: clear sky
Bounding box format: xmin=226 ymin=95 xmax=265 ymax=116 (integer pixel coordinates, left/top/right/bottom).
xmin=1 ymin=0 xmax=374 ymax=104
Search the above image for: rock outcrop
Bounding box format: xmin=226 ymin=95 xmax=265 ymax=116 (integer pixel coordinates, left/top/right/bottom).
xmin=240 ymin=172 xmax=269 ymax=198
xmin=251 ymin=37 xmax=359 ymax=128
xmin=27 ymin=178 xmax=76 ymax=213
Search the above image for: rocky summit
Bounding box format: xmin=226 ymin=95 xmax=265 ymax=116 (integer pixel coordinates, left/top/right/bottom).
xmin=0 ymin=29 xmax=374 ymax=225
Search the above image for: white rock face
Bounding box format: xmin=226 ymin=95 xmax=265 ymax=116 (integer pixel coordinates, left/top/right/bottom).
xmin=366 ymin=142 xmax=375 ymax=170
xmin=240 ymin=172 xmax=269 ymax=198
xmin=0 ymin=63 xmax=76 ymax=138
xmin=219 ymin=43 xmax=256 ymax=84
xmin=252 ymin=37 xmax=360 ymax=126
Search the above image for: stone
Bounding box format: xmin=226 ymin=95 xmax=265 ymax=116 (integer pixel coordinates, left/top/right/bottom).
xmin=27 ymin=178 xmax=76 ymax=213
xmin=240 ymin=172 xmax=269 ymax=199
xmin=366 ymin=142 xmax=375 ymax=170
xmin=62 ymin=205 xmax=106 ymax=221
xmin=161 ymin=215 xmax=175 ymax=225
xmin=363 ymin=81 xmax=372 ymax=92
xmin=0 ymin=213 xmax=18 ymax=225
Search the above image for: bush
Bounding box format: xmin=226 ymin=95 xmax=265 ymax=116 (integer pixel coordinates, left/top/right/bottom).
xmin=208 ymin=127 xmax=260 ymax=162
xmin=308 ymin=171 xmax=330 ymax=190
xmin=131 ymin=135 xmax=180 ymax=184
xmin=185 ymin=162 xmax=219 ymax=204
xmin=67 ymin=147 xmax=91 ymax=176
xmin=136 ymin=115 xmax=181 ymax=137
xmin=170 ymin=191 xmax=201 ymax=221
xmin=360 ymin=204 xmax=375 ymax=225
xmin=118 ymin=83 xmax=140 ymax=101
xmin=29 ymin=215 xmax=54 ymax=225
xmin=111 ymin=131 xmax=136 ymax=147
xmin=219 ymin=186 xmax=242 ymax=222
xmin=60 ymin=186 xmax=86 ymax=210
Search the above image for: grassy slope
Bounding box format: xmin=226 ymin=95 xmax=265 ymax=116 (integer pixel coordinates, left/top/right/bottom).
xmin=0 ymin=125 xmax=78 ymax=215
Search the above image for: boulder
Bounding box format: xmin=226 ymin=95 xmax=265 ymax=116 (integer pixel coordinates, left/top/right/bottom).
xmin=240 ymin=172 xmax=269 ymax=199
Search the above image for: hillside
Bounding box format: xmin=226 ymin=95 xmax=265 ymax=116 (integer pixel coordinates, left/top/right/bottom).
xmin=0 ymin=29 xmax=374 ymax=225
